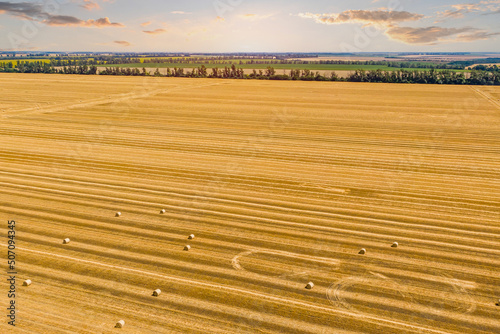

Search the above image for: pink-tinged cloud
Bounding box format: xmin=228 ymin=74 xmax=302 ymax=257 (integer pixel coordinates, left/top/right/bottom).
xmin=45 ymin=16 xmax=124 ymax=27
xmin=239 ymin=13 xmax=273 ymax=21
xmin=437 ymin=1 xmax=500 ymax=20
xmin=456 ymin=30 xmax=500 ymax=42
xmin=141 ymin=21 xmax=152 ymax=27
xmin=298 ymin=7 xmax=500 ymax=45
xmin=0 ymin=1 xmax=123 ymax=27
xmin=143 ymin=28 xmax=166 ymax=35
xmin=298 ymin=10 xmax=424 ymax=26
xmin=81 ymin=0 xmax=100 ymax=11
xmin=385 ymin=26 xmax=499 ymax=44
xmin=438 ymin=4 xmax=481 ymax=19
xmin=88 ymin=17 xmax=123 ymax=27
xmin=114 ymin=40 xmax=131 ymax=47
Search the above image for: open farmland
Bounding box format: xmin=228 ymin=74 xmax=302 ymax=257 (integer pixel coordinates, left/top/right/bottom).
xmin=0 ymin=59 xmax=51 ymax=65
xmin=100 ymin=62 xmax=396 ymax=71
xmin=0 ymin=74 xmax=499 ymax=333
xmin=98 ymin=62 xmax=467 ymax=72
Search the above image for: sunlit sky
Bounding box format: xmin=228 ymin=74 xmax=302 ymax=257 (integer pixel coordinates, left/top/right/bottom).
xmin=1 ymin=0 xmax=500 ymax=52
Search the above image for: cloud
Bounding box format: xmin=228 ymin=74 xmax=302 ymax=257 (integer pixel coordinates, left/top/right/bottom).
xmin=437 ymin=4 xmax=482 ymax=19
xmin=483 ymin=8 xmax=500 ymax=15
xmin=114 ymin=40 xmax=131 ymax=47
xmin=0 ymin=2 xmax=42 ymax=20
xmin=214 ymin=16 xmax=225 ymax=22
xmin=88 ymin=17 xmax=123 ymax=27
xmin=456 ymin=30 xmax=500 ymax=41
xmin=298 ymin=10 xmax=424 ymax=26
xmin=385 ymin=26 xmax=499 ymax=44
xmin=141 ymin=21 xmax=152 ymax=26
xmin=143 ymin=28 xmax=166 ymax=35
xmin=171 ymin=11 xmax=191 ymax=14
xmin=81 ymin=0 xmax=100 ymax=11
xmin=0 ymin=1 xmax=123 ymax=27
xmin=45 ymin=16 xmax=123 ymax=27
xmin=298 ymin=8 xmax=499 ymax=45
xmin=437 ymin=1 xmax=500 ymax=20
xmin=239 ymin=13 xmax=273 ymax=21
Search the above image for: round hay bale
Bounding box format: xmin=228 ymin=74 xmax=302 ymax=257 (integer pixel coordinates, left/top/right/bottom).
xmin=152 ymin=289 xmax=161 ymax=297
xmin=305 ymin=282 xmax=314 ymax=290
xmin=63 ymin=238 xmax=71 ymax=244
xmin=392 ymin=242 xmax=398 ymax=248
xmin=115 ymin=320 xmax=125 ymax=328
xmin=188 ymin=234 xmax=195 ymax=240
xmin=160 ymin=209 xmax=166 ymax=214
xmin=23 ymin=279 xmax=32 ymax=286
xmin=496 ymin=299 xmax=500 ymax=306
xmin=184 ymin=245 xmax=191 ymax=251
xmin=115 ymin=212 xmax=122 ymax=217
xmin=359 ymin=248 xmax=366 ymax=255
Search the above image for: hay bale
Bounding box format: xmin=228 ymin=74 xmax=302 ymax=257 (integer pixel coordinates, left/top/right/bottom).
xmin=184 ymin=245 xmax=191 ymax=251
xmin=160 ymin=209 xmax=166 ymax=214
xmin=359 ymin=248 xmax=366 ymax=255
xmin=115 ymin=212 xmax=121 ymax=217
xmin=496 ymin=299 xmax=500 ymax=306
xmin=188 ymin=234 xmax=195 ymax=240
xmin=153 ymin=289 xmax=161 ymax=297
xmin=305 ymin=282 xmax=314 ymax=290
xmin=392 ymin=242 xmax=398 ymax=248
xmin=115 ymin=320 xmax=125 ymax=328
xmin=63 ymin=238 xmax=71 ymax=244
xmin=23 ymin=280 xmax=32 ymax=286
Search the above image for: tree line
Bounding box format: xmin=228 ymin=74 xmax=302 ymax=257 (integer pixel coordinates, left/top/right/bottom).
xmin=98 ymin=65 xmax=500 ymax=85
xmin=449 ymin=58 xmax=500 ymax=67
xmin=2 ymin=62 xmax=499 ymax=85
xmin=470 ymin=65 xmax=499 ymax=72
xmin=0 ymin=61 xmax=98 ymax=74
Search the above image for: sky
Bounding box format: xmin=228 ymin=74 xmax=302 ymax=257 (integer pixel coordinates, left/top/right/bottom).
xmin=0 ymin=0 xmax=500 ymax=52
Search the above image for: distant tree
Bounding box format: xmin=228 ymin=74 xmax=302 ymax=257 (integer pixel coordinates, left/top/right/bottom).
xmin=199 ymin=65 xmax=207 ymax=77
xmin=265 ymin=66 xmax=276 ymax=77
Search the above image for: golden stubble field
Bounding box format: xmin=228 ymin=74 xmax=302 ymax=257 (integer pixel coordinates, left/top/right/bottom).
xmin=0 ymin=73 xmax=499 ymax=333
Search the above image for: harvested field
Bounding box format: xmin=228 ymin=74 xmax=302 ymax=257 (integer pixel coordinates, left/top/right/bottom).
xmin=0 ymin=73 xmax=499 ymax=333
